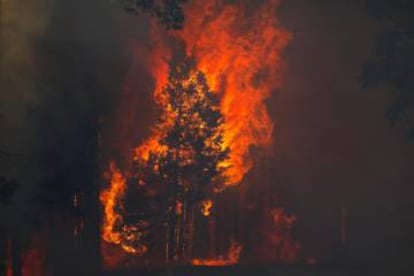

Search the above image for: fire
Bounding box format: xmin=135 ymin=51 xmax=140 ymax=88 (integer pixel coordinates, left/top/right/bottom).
xmin=200 ymin=199 xmax=213 ymax=217
xmin=192 ymin=240 xmax=242 ymax=266
xmin=100 ymin=0 xmax=292 ymax=264
xmin=134 ymin=0 xmax=292 ymax=185
xmin=101 ymin=163 xmax=150 ymax=258
xmin=100 ymin=162 xmax=127 ymax=245
xmin=174 ymin=0 xmax=292 ymax=184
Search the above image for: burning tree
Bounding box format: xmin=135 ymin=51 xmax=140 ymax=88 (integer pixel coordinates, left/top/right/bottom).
xmin=136 ymin=61 xmax=229 ymax=262
xmin=101 ymin=0 xmax=294 ymax=267
xmin=102 ymin=61 xmax=230 ymax=263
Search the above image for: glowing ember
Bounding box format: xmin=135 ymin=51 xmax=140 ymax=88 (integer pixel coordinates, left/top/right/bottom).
xmin=200 ymin=199 xmax=213 ymax=217
xmin=192 ymin=240 xmax=242 ymax=266
xmin=119 ymin=224 xmax=149 ymax=255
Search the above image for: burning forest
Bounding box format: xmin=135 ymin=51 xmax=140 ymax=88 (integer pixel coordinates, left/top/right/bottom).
xmin=3 ymin=0 xmax=414 ymax=275
xmin=100 ymin=0 xmax=297 ymax=270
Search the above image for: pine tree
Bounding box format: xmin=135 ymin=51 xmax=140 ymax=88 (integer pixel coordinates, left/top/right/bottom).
xmin=131 ymin=61 xmax=229 ymax=262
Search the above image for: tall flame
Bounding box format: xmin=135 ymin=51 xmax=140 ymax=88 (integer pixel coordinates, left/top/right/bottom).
xmin=101 ymin=0 xmax=292 ymax=263
xmin=138 ymin=0 xmax=292 ymax=184
xmin=100 ymin=162 xmax=127 ymax=245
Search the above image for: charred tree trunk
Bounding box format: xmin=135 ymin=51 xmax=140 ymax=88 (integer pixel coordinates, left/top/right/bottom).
xmin=166 ymin=163 xmax=189 ymax=264
xmin=79 ymin=130 xmax=102 ymax=274
xmin=150 ymin=65 xmax=229 ymax=264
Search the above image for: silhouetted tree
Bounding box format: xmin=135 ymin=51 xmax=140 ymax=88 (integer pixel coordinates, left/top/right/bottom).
xmin=120 ymin=0 xmax=188 ymax=30
xmin=129 ymin=61 xmax=229 ymax=262
xmin=361 ymin=0 xmax=414 ymax=139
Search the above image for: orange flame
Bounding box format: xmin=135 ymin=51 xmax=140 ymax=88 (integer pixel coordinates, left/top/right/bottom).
xmin=192 ymin=240 xmax=242 ymax=266
xmin=137 ymin=0 xmax=292 ymax=184
xmin=178 ymin=0 xmax=292 ymax=184
xmin=101 ymin=0 xmax=292 ymax=262
xmin=133 ymin=22 xmax=171 ymax=162
xmin=100 ymin=162 xmax=127 ymax=245
xmin=200 ymin=199 xmax=213 ymax=217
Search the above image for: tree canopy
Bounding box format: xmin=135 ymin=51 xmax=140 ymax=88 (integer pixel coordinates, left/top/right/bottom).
xmin=119 ymin=62 xmax=229 ymax=260
xmin=361 ymin=0 xmax=414 ymax=139
xmin=120 ymin=0 xmax=188 ymax=30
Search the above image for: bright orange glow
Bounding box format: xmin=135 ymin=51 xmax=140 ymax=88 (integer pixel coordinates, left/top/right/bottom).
xmin=100 ymin=162 xmax=127 ymax=245
xmin=135 ymin=0 xmax=292 ymax=184
xmin=192 ymin=240 xmax=242 ymax=266
xmin=200 ymin=199 xmax=213 ymax=217
xmin=101 ymin=0 xmax=292 ymax=262
xmin=133 ymin=22 xmax=172 ymax=162
xmin=175 ymin=0 xmax=292 ymax=184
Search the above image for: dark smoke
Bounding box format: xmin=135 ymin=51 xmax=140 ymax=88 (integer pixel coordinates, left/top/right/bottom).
xmin=0 ymin=0 xmax=155 ymax=274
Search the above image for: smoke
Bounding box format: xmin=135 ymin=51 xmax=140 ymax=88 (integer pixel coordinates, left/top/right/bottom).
xmin=0 ymin=0 xmax=50 ymax=172
xmin=0 ymin=0 xmax=53 ymax=237
xmin=265 ymin=0 xmax=414 ymax=262
xmin=0 ymin=0 xmax=155 ymax=272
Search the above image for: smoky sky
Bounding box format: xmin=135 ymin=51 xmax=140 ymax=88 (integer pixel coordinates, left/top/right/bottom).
xmin=0 ymin=0 xmax=151 ymax=272
xmin=263 ymin=0 xmax=414 ymax=261
xmin=1 ymin=0 xmax=414 ymax=267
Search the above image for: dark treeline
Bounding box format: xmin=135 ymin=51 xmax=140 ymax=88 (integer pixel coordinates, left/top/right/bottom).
xmin=362 ymin=0 xmax=414 ymax=140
